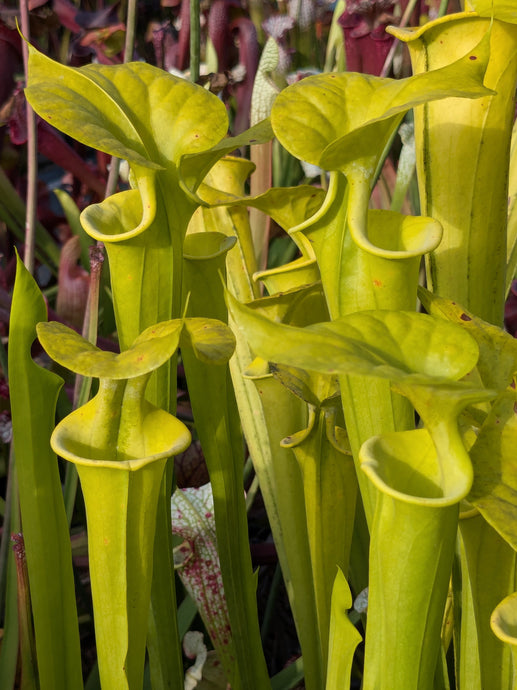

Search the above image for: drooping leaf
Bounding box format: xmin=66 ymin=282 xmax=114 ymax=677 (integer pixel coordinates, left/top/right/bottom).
xmin=180 ymin=318 xmax=236 ymax=365
xmin=419 ymin=288 xmax=517 ymax=390
xmin=227 ymin=294 xmax=480 ymax=384
xmin=468 ymin=391 xmax=517 ymax=551
xmin=270 ymin=364 xmax=340 ymax=408
xmin=197 ymin=181 xmax=325 ymax=234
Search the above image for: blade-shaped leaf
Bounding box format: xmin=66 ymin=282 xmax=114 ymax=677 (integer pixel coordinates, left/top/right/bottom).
xmin=9 ymin=255 xmax=83 ymax=690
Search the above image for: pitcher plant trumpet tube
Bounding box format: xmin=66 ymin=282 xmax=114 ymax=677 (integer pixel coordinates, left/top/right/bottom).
xmin=389 ymin=13 xmax=517 ymax=326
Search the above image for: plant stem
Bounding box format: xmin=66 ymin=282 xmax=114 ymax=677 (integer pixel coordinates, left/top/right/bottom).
xmin=438 ymin=0 xmax=450 ymax=17
xmin=190 ymin=0 xmax=200 ymax=82
xmin=124 ymin=0 xmax=137 ymax=61
xmin=65 ymin=245 xmax=106 ymax=525
xmin=379 ymin=0 xmax=420 ymax=78
xmin=104 ymin=0 xmax=138 ymax=198
xmin=20 ymin=0 xmax=38 ymax=275
xmin=12 ymin=533 xmax=39 ymax=690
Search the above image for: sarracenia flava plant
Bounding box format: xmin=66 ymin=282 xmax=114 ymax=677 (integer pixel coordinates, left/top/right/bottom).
xmin=36 ymin=317 xmax=193 ymax=690
xmin=8 ymin=2 xmax=517 ymax=689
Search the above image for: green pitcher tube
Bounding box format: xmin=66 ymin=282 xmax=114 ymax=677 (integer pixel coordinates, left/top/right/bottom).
xmin=246 ymin=361 xmax=325 ymax=690
xmin=50 ymin=379 xmax=191 ymax=690
xmin=282 ymin=405 xmax=356 ymax=673
xmin=389 ymin=14 xmax=517 ymax=326
xmin=360 ymin=428 xmax=472 ymax=690
xmin=458 ymin=510 xmax=516 ymax=690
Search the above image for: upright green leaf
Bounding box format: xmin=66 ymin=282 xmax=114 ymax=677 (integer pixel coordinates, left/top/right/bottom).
xmin=9 ymin=255 xmax=83 ymax=690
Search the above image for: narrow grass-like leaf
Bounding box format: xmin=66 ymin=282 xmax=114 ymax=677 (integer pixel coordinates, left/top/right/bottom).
xmin=9 ymin=254 xmax=83 ymax=690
